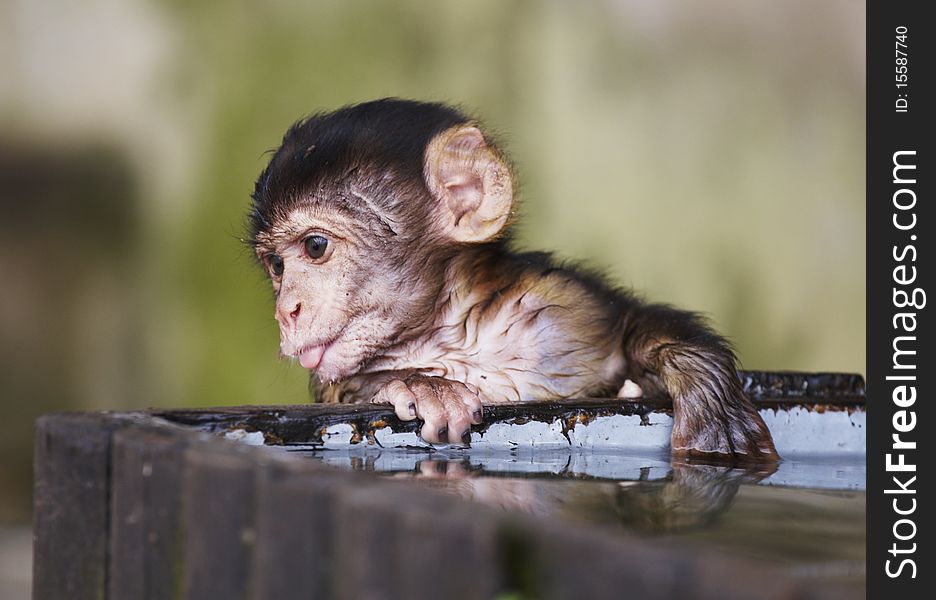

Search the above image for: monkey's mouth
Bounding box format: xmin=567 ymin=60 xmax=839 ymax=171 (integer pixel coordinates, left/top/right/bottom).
xmin=296 ymin=337 xmax=339 ymax=370
xmin=293 ymin=321 xmax=353 ymax=371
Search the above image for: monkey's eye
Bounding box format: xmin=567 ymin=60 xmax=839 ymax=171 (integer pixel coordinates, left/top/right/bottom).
xmin=268 ymin=254 xmax=284 ymax=277
xmin=304 ymin=235 xmax=329 ymax=260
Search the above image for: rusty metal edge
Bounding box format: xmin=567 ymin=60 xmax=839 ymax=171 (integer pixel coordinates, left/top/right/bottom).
xmin=146 ymin=370 xmax=865 ymax=446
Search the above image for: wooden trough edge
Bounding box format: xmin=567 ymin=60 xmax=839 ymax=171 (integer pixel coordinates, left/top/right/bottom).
xmin=33 ymin=407 xmax=863 ymax=600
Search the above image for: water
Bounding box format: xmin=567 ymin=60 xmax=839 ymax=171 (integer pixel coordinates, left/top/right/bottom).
xmin=288 ymin=446 xmax=865 ymax=583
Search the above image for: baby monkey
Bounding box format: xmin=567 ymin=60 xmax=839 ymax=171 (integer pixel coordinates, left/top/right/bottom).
xmin=250 ymin=99 xmax=777 ymax=461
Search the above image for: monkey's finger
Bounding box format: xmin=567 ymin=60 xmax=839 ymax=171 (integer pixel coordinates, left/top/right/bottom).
xmin=464 ymin=394 xmax=484 ymax=425
xmin=420 ymin=419 xmax=449 ymax=445
xmin=447 ymin=381 xmax=484 ymax=425
xmin=439 ymin=387 xmax=475 ymax=445
xmin=379 ymin=380 xmax=420 ymax=421
xmin=415 ymin=394 xmax=449 ymax=444
xmin=445 ymin=411 xmax=472 ymax=445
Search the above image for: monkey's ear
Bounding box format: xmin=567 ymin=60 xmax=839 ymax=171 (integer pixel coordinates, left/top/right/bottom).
xmin=424 ymin=125 xmax=513 ymax=243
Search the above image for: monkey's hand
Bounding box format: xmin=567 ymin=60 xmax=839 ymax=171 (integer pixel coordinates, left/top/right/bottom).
xmin=625 ymin=304 xmax=779 ymax=462
xmin=372 ymin=375 xmax=484 ymax=445
xmin=668 ymin=370 xmax=778 ymax=462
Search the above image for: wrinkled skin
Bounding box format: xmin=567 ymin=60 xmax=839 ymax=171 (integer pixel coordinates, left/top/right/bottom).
xmin=250 ymin=99 xmax=778 ymax=462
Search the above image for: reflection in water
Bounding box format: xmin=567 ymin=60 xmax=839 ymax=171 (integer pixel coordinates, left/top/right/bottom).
xmin=295 ymin=448 xmax=865 ymax=577
xmin=392 ymin=459 xmax=769 ymax=534
xmin=605 ymin=462 xmax=769 ymax=533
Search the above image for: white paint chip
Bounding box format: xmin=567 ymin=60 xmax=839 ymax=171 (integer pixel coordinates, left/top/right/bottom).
xmin=224 ymin=429 xmax=265 ymax=446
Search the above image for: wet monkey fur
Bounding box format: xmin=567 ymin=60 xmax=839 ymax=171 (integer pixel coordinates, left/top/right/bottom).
xmin=249 ymin=99 xmax=777 ymax=461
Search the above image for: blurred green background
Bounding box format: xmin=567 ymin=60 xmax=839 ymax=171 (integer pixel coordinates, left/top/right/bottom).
xmin=0 ymin=0 xmax=864 ymax=524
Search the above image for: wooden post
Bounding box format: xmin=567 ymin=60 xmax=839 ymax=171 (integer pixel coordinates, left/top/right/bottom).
xmin=181 ymin=441 xmax=258 ymax=599
xmin=109 ymin=427 xmax=187 ymax=600
xmin=33 ymin=414 xmax=119 ymax=600
xmin=252 ymin=459 xmax=348 ymax=600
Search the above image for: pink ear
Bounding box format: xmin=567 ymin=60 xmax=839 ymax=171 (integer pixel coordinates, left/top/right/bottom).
xmin=438 ymin=130 xmax=485 ymax=225
xmin=424 ymin=125 xmax=513 ymax=243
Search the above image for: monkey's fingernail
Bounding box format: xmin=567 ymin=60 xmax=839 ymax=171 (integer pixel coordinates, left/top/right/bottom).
xmin=461 ymin=429 xmax=472 ymax=445
xmin=438 ymin=425 xmax=448 ymax=440
xmin=472 ymin=409 xmax=483 ymax=422
xmin=408 ymin=402 xmax=416 ymax=416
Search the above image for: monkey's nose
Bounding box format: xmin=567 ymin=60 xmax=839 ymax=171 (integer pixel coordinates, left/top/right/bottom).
xmin=276 ymin=302 xmax=302 ymax=327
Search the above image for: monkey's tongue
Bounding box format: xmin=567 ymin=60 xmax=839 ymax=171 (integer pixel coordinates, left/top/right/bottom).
xmin=299 ymin=345 xmax=327 ymax=370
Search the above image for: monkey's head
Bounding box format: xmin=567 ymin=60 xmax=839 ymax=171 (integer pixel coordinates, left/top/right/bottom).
xmin=249 ymin=99 xmax=514 ymax=382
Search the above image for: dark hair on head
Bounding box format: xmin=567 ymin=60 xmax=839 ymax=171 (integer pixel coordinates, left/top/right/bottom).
xmin=249 ymin=98 xmax=472 ymax=240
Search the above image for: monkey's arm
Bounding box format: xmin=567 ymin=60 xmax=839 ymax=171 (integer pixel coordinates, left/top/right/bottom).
xmin=620 ymin=302 xmax=778 ymax=461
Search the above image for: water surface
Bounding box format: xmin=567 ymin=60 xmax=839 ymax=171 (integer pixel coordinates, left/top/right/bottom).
xmin=290 ymin=446 xmax=865 ymax=584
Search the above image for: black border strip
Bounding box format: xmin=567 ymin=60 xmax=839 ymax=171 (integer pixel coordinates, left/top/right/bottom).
xmin=867 ymin=1 xmax=931 ymax=595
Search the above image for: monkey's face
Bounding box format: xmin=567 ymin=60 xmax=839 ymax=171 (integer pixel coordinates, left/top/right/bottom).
xmin=254 ymin=201 xmax=439 ymax=383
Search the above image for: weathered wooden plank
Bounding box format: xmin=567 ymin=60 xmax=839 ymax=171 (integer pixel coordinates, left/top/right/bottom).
xmin=32 ymin=413 xmax=119 ymax=600
xmin=331 ymin=485 xmax=401 ymax=599
xmin=392 ymin=493 xmax=503 ymax=600
xmin=333 ymin=484 xmax=503 ymax=600
xmin=251 ymin=458 xmax=349 ymax=600
xmin=182 ymin=441 xmax=258 ymax=599
xmin=109 ymin=427 xmax=187 ymax=600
